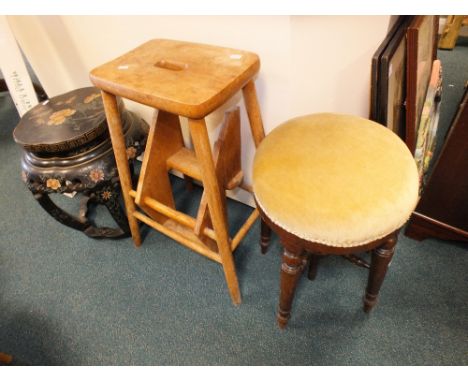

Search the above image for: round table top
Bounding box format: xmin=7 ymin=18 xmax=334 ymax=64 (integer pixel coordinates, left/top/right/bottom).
xmin=13 ymin=87 xmax=122 ymax=153
xmin=253 ymin=113 xmax=419 ymax=247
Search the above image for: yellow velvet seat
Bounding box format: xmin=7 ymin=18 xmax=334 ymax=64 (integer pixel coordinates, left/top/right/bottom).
xmin=253 ymin=113 xmax=419 ymax=247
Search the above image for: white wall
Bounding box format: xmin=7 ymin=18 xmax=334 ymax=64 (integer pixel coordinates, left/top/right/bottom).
xmin=8 ymin=15 xmax=391 ymax=206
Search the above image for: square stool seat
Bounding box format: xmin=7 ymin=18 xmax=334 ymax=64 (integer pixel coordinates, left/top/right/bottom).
xmin=90 ymin=39 xmax=260 ymax=119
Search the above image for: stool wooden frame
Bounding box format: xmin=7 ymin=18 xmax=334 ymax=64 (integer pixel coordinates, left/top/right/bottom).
xmin=91 ymin=40 xmax=265 ymax=305
xmin=258 ymin=205 xmax=399 ymax=329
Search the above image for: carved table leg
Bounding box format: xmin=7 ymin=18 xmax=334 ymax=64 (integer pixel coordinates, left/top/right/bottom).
xmin=101 ymin=191 xmax=130 ymax=237
xmin=91 ymin=181 xmax=130 ymax=238
xmin=307 ymin=253 xmax=319 ymax=281
xmin=363 ymin=233 xmax=398 ymax=313
xmin=34 ymin=192 xmax=92 ymax=232
xmin=277 ymin=245 xmax=307 ymax=329
xmin=260 ymin=219 xmax=271 ymax=254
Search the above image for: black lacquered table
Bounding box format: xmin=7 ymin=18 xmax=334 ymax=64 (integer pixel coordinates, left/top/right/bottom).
xmin=13 ymin=87 xmax=148 ymax=238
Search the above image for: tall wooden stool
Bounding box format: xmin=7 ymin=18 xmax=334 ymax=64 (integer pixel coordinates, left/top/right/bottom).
xmin=253 ymin=114 xmax=419 ymax=328
xmin=90 ymin=39 xmax=265 ymax=305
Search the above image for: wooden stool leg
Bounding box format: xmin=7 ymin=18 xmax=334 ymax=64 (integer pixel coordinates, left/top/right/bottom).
xmin=277 ymin=245 xmax=307 ymax=329
xmin=188 ymin=118 xmax=241 ymax=305
xmin=363 ymin=233 xmax=398 ymax=313
xmin=438 ymin=16 xmax=464 ymax=50
xmin=307 ymin=253 xmax=319 ymax=281
xmin=242 ymin=80 xmax=265 ymax=148
xmin=101 ymin=90 xmax=141 ymax=246
xmin=260 ymin=219 xmax=271 ymax=254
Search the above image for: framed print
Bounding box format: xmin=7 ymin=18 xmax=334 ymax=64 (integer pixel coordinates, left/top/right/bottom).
xmin=414 ymin=59 xmax=442 ymax=185
xmin=406 ymin=15 xmax=439 ymax=154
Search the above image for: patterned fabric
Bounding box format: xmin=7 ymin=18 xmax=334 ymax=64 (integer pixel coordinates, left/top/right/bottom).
xmin=414 ymin=60 xmax=442 ymax=188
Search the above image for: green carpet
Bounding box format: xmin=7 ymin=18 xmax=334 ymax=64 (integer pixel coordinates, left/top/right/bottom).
xmin=0 ymin=42 xmax=467 ymax=365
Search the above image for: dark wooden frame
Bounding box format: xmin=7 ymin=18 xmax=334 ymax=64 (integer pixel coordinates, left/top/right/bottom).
xmin=370 ymin=15 xmax=411 ymax=128
xmin=371 ymin=16 xmax=440 ymax=151
xmin=377 ymin=16 xmax=413 ymax=139
xmin=257 ymin=201 xmax=399 ymax=329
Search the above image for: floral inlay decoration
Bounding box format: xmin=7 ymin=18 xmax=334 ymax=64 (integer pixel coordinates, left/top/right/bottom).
xmin=47 ymin=108 xmax=76 ymax=126
xmin=46 ymin=178 xmax=61 ymax=190
xmin=84 ymin=93 xmax=101 ymax=104
xmin=65 ymin=96 xmax=77 ymax=104
xmin=101 ymin=190 xmax=112 ymax=200
xmin=89 ymin=168 xmax=105 ymax=183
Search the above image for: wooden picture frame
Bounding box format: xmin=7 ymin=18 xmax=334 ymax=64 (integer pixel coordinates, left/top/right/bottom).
xmin=406 ymin=15 xmax=439 ymax=154
xmin=370 ymin=16 xmax=409 ymax=124
xmin=378 ymin=16 xmax=413 ymax=139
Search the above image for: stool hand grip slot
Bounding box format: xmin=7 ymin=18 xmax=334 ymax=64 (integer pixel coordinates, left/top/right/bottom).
xmin=154 ymin=60 xmax=187 ymax=71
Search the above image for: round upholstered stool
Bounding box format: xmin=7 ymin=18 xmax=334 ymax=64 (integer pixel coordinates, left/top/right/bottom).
xmin=253 ymin=113 xmax=419 ymax=328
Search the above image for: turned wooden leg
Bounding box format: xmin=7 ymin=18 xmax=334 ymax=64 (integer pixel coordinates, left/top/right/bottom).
xmin=363 ymin=233 xmax=398 ymax=313
xmin=101 ymin=91 xmax=141 ymax=246
xmin=260 ymin=219 xmax=271 ymax=254
xmin=277 ymin=245 xmax=307 ymax=329
xmin=307 ymin=253 xmax=319 ymax=281
xmin=189 ymin=118 xmax=241 ymax=306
